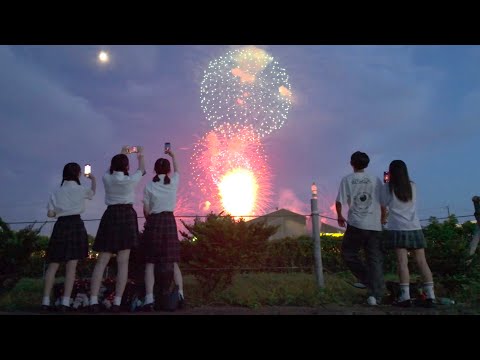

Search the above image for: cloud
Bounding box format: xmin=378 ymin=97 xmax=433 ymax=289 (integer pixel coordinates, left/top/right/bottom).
xmin=0 ymin=46 xmax=114 ymax=157
xmin=276 ymin=188 xmax=309 ymax=215
xmin=0 ymin=46 xmax=116 ymax=225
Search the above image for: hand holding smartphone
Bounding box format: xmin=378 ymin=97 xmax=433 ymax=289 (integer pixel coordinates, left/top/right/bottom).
xmin=383 ymin=171 xmax=390 ymax=184
xmin=125 ymin=146 xmax=140 ymax=154
xmin=164 ymin=142 xmax=171 ymax=154
xmin=84 ymin=164 xmax=92 ymax=178
xmin=128 ymin=146 xmax=138 ymax=154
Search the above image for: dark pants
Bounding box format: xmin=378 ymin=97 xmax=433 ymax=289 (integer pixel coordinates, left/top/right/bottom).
xmin=341 ymin=225 xmax=385 ymax=300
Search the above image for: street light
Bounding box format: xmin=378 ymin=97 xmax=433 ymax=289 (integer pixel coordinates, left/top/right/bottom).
xmin=311 ymin=182 xmax=318 ymax=199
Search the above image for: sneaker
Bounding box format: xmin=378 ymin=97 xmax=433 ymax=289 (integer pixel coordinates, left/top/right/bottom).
xmin=367 ymin=296 xmax=378 ymax=306
xmin=353 ymin=282 xmax=367 ymax=289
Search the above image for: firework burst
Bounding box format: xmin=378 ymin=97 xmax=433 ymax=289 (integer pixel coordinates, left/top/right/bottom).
xmin=200 ymin=47 xmax=292 ymax=138
xmin=191 ymin=123 xmax=272 ymax=217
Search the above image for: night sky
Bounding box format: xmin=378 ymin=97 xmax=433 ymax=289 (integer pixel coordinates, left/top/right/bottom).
xmin=1 ymin=45 xmax=478 ymax=236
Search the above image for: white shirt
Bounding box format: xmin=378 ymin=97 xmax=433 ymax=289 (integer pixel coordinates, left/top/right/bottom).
xmin=47 ymin=181 xmax=94 ymax=217
xmin=383 ymin=182 xmax=422 ymax=231
xmin=336 ymin=171 xmax=383 ymax=231
xmin=103 ymin=170 xmax=143 ymax=205
xmin=143 ymin=173 xmax=179 ymax=214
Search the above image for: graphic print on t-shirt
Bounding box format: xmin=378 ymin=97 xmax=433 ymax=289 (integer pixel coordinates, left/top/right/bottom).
xmin=351 ymin=177 xmax=373 ymax=218
xmin=353 ymin=191 xmax=373 ymax=217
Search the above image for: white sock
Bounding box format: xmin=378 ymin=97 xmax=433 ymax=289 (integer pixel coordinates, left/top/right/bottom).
xmin=61 ymin=297 xmax=71 ymax=307
xmin=178 ymin=290 xmax=184 ymax=299
xmin=42 ymin=296 xmax=50 ymax=306
xmin=399 ymin=283 xmax=410 ymax=301
xmin=423 ymin=282 xmax=435 ymax=299
xmin=145 ymin=293 xmax=154 ymax=305
xmin=90 ymin=296 xmax=99 ymax=305
xmin=113 ymin=296 xmax=122 ymax=306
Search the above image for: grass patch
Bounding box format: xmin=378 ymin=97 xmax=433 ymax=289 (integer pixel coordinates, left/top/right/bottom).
xmin=0 ymin=278 xmax=44 ymax=311
xmin=182 ymin=272 xmax=365 ymax=308
xmin=2 ymin=272 xmax=480 ymax=311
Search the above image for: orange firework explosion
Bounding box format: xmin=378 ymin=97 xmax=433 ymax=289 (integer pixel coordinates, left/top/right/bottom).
xmin=191 ymin=123 xmax=272 ymax=217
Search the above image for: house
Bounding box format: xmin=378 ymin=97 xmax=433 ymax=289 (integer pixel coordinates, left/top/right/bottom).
xmin=248 ymin=208 xmax=344 ymax=241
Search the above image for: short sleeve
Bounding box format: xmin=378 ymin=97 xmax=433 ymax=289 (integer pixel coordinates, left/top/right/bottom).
xmin=131 ymin=169 xmax=143 ymax=183
xmin=47 ymin=193 xmax=55 ymax=212
xmin=143 ymin=185 xmax=151 ymax=205
xmin=336 ymin=177 xmax=348 ymax=205
xmin=172 ymin=172 xmax=180 ymax=186
xmin=381 ymin=183 xmax=391 ymax=207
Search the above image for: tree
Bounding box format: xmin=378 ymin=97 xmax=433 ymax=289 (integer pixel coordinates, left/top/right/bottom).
xmin=0 ymin=217 xmax=48 ymax=288
xmin=180 ymin=213 xmax=278 ymax=295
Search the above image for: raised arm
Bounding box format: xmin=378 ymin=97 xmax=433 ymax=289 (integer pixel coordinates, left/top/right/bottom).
xmin=165 ymin=149 xmax=179 ymax=174
xmin=137 ymin=146 xmax=146 ymax=175
xmin=88 ymin=173 xmax=97 ymax=196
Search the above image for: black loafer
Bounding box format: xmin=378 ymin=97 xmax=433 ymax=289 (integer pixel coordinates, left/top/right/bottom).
xmin=423 ymin=298 xmax=436 ymax=308
xmin=393 ymin=299 xmax=413 ymax=308
xmin=41 ymin=305 xmax=52 ymax=313
xmin=57 ymin=305 xmax=70 ymax=313
xmin=90 ymin=304 xmax=101 ymax=313
xmin=142 ymin=303 xmax=155 ymax=312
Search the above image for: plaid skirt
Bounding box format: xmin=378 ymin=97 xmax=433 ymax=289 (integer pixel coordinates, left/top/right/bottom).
xmin=46 ymin=215 xmax=88 ymax=263
xmin=142 ymin=212 xmax=180 ymax=264
xmin=93 ymin=204 xmax=139 ymax=253
xmin=384 ymin=229 xmax=427 ymax=250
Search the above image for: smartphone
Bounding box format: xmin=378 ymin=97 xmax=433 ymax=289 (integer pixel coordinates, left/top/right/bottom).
xmin=84 ymin=164 xmax=92 ymax=177
xmin=383 ymin=171 xmax=390 ymax=184
xmin=164 ymin=142 xmax=171 ymax=153
xmin=126 ymin=146 xmax=138 ymax=154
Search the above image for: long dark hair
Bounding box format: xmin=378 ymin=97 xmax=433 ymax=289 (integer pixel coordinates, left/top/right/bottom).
xmin=153 ymin=158 xmax=171 ymax=184
xmin=388 ymin=160 xmax=413 ymax=202
xmin=61 ymin=163 xmax=81 ymax=186
xmin=110 ymin=154 xmax=129 ymax=176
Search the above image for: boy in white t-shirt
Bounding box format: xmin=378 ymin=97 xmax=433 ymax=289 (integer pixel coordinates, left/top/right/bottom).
xmin=336 ymin=151 xmax=386 ymax=306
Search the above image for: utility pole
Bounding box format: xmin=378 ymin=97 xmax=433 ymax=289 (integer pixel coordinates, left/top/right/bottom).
xmin=468 ymin=196 xmax=480 ymax=259
xmin=310 ymin=182 xmax=325 ymax=288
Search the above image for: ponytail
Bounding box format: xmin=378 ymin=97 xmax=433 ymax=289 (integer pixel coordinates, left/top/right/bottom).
xmin=152 ymin=174 xmax=171 ymax=184
xmin=164 ymin=174 xmax=171 ymax=185
xmin=153 ymin=158 xmax=172 ymax=185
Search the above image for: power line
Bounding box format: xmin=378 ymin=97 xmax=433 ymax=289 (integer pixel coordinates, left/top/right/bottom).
xmin=2 ymin=213 xmax=475 ymax=226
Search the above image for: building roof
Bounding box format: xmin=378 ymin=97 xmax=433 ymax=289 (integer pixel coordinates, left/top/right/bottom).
xmin=248 ymin=208 xmax=306 ymax=223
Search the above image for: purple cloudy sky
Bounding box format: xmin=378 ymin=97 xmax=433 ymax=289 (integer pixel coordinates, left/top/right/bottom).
xmin=0 ymin=45 xmax=478 ymax=235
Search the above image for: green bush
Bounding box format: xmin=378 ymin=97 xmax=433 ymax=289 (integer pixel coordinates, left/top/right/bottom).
xmin=421 ymin=215 xmax=480 ymax=295
xmin=180 ymin=213 xmax=278 ymax=295
xmin=0 ymin=218 xmax=48 ymax=279
xmin=0 ymin=218 xmax=98 ymax=285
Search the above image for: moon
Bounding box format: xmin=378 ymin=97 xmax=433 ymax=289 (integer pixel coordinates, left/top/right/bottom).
xmin=98 ymin=51 xmax=109 ymax=63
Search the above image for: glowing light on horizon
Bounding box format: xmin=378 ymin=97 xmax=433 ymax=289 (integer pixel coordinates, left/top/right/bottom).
xmin=218 ymin=168 xmax=258 ymax=216
xmin=191 ymin=124 xmax=272 ymax=216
